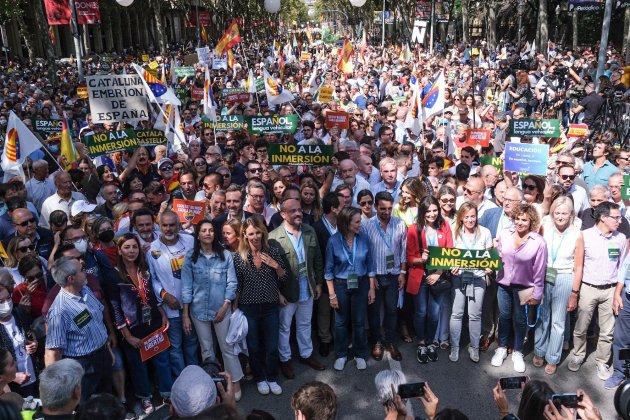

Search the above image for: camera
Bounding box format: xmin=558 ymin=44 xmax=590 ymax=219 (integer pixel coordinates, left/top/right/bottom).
xmin=553 ymin=65 xmax=569 ymax=78
xmin=567 ymin=85 xmax=586 ymax=102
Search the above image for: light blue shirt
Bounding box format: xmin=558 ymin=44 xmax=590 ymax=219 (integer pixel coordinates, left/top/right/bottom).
xmin=286 ymin=228 xmax=309 ymax=302
xmin=582 ymin=159 xmax=619 ymax=190
xmin=361 ymin=215 xmax=407 ymax=276
xmin=324 ymin=232 xmax=374 ymax=280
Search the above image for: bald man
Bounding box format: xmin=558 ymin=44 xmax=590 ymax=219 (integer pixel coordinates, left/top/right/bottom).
xmin=5 ymin=208 xmax=54 ymax=260
xmin=456 ymin=176 xmax=497 ymax=218
xmin=331 ymin=159 xmax=371 ymax=207
xmin=357 ymin=155 xmax=381 ymax=186
xmin=480 ymin=165 xmax=499 ymax=201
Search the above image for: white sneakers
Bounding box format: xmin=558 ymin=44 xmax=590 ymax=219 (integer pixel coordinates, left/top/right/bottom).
xmin=257 ymin=381 xmax=282 ymax=395
xmin=491 ymin=347 xmax=508 ymax=367
xmin=334 ymin=357 xmax=347 ymax=371
xmin=512 ymin=351 xmax=526 ymax=373
xmin=449 ymin=347 xmax=459 ymax=362
xmin=468 ymin=347 xmax=480 ymax=363
xmin=356 ymin=358 xmax=367 ymax=370
xmin=596 ymin=362 xmax=612 ymax=380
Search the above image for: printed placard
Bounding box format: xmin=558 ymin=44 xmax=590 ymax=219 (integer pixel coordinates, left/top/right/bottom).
xmin=197 ymin=47 xmax=211 ymax=66
xmin=509 ymin=119 xmax=561 ymax=138
xmin=300 ymin=52 xmax=312 ymax=61
xmin=622 ymin=175 xmax=630 ymax=199
xmin=202 ymin=115 xmax=244 ymax=132
xmin=34 ymin=119 xmax=62 ymax=135
xmin=77 ymin=86 xmax=88 ymax=99
xmin=191 ymin=86 xmax=204 ymax=100
xmin=466 ymin=129 xmax=491 ymax=146
xmin=173 ymin=199 xmax=206 ymax=224
xmin=567 ymin=123 xmax=588 ymax=138
xmin=504 ymin=143 xmax=549 ymax=176
xmin=324 ymin=111 xmax=350 ymax=129
xmin=245 ymin=114 xmax=299 ymax=135
xmin=426 ymin=246 xmax=503 ymax=271
xmin=318 ymin=86 xmax=333 ymax=103
xmin=480 ymin=156 xmax=503 ymax=171
xmin=135 ymin=129 xmax=167 ymax=147
xmin=221 ymin=88 xmax=250 ymax=103
xmin=86 ymin=74 xmax=149 ymax=123
xmin=174 ymin=66 xmax=195 ymax=77
xmin=139 ymin=327 xmax=171 ymax=362
xmin=85 ymin=129 xmax=138 ymax=157
xmin=267 ymin=144 xmax=333 ymax=166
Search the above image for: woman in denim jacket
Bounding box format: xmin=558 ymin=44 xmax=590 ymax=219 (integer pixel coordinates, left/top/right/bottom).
xmin=181 ymin=219 xmax=243 ymax=399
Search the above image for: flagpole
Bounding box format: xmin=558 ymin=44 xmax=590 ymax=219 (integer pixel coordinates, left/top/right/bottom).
xmin=240 ymin=42 xmax=260 ymax=111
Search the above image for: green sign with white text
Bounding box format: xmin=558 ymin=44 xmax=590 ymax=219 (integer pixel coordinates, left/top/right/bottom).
xmin=268 ymin=144 xmax=333 ymax=166
xmin=426 ymin=246 xmax=503 ymax=271
xmin=509 ymin=119 xmax=561 ymax=138
xmin=85 ymin=129 xmax=137 ymax=157
xmin=245 ymin=115 xmax=299 ymax=135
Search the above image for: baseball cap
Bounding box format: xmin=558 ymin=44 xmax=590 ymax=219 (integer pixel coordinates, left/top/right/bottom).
xmin=158 ymin=158 xmax=174 ymax=169
xmin=170 ymin=366 xmax=217 ymax=417
xmin=70 ymin=200 xmax=96 ymax=217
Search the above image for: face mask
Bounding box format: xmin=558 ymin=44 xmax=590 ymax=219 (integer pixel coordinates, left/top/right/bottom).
xmin=98 ymin=229 xmax=115 ymax=243
xmin=74 ymin=239 xmax=88 ymax=254
xmin=49 ymin=144 xmax=60 ymax=153
xmin=0 ymin=300 xmax=12 ymax=318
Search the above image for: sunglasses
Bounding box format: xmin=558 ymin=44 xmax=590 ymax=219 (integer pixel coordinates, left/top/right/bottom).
xmin=359 ymin=200 xmax=374 ymax=206
xmin=560 ymin=174 xmax=576 ymax=181
xmin=25 ymin=272 xmax=44 ymax=282
xmin=17 ymin=218 xmax=35 ymax=227
xmin=18 ymin=245 xmax=35 ymax=253
xmin=219 ymin=173 xmax=231 ymax=178
xmin=248 ymin=168 xmax=263 ymax=173
xmin=463 ymin=188 xmax=481 ymax=195
xmin=523 ymin=184 xmax=538 ymax=190
xmin=440 ymin=198 xmax=456 ymax=204
xmin=160 ymin=165 xmax=174 ymax=171
xmin=194 ymin=161 xmax=207 ymax=166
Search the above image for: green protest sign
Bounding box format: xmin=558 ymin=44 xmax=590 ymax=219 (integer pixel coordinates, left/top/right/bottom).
xmin=255 ymin=77 xmax=265 ymax=92
xmin=34 ymin=119 xmax=62 ymax=135
xmin=268 ymin=144 xmax=334 ymax=166
xmin=622 ymin=175 xmax=630 ymax=199
xmin=174 ymin=67 xmax=195 ymax=77
xmin=509 ymin=119 xmax=561 ymax=138
xmin=201 ymin=115 xmax=244 ymax=132
xmin=245 ymin=115 xmax=299 ymax=135
xmin=480 ymin=156 xmax=503 ymax=171
xmin=221 ymin=88 xmax=250 ymax=103
xmin=175 ymin=87 xmax=188 ymax=102
xmin=85 ymin=130 xmax=138 ymax=157
xmin=426 ymin=246 xmax=503 ymax=271
xmin=135 ymin=129 xmax=167 ymax=147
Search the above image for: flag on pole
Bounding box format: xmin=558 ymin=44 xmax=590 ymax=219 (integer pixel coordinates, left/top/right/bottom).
xmin=263 ymin=69 xmax=295 ymax=105
xmin=49 ymin=27 xmax=55 ymax=46
xmin=1 ymin=111 xmax=43 ymax=179
xmin=60 ymin=112 xmax=77 ymax=170
xmin=170 ymin=58 xmax=177 ymax=86
xmin=203 ymin=67 xmax=217 ymax=123
xmin=227 ymin=49 xmax=235 ymax=69
xmin=246 ymin=69 xmax=257 ymax=94
xmin=131 ymin=63 xmax=181 ymax=106
xmin=173 ymin=105 xmax=186 ymax=154
xmin=201 ymin=25 xmax=208 ymax=45
xmin=278 ymin=53 xmax=285 ymax=79
xmin=215 ymin=20 xmax=241 ymax=57
xmin=405 ymin=87 xmax=423 ymax=136
xmin=337 ymin=38 xmax=354 ymax=74
xmin=358 ymin=29 xmax=367 ymax=65
xmin=421 ymin=71 xmax=446 ymax=119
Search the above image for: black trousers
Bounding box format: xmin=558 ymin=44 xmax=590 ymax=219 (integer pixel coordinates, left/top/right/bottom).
xmin=67 ymin=345 xmax=112 ymax=404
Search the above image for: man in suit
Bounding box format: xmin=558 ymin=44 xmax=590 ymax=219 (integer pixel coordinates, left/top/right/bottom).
xmin=478 ymin=187 xmax=523 ymax=351
xmin=212 ymin=184 xmax=264 ymax=233
xmin=269 ymin=197 xmax=326 ymax=379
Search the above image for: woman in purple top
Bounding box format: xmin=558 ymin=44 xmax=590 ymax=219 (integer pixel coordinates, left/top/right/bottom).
xmin=491 ymin=204 xmax=547 ymax=374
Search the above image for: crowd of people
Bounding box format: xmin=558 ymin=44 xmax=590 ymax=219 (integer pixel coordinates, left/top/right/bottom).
xmin=0 ymin=32 xmax=626 ymax=419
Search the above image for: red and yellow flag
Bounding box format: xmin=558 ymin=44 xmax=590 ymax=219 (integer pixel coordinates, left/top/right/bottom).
xmin=60 ymin=112 xmax=77 ymax=170
xmin=201 ymin=26 xmax=208 ymax=45
xmin=227 ymin=49 xmax=235 ymax=69
xmin=337 ymin=38 xmax=354 ymax=74
xmin=215 ymin=20 xmax=241 ymax=57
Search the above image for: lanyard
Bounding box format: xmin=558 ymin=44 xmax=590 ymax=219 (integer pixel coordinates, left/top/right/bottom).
xmin=341 ymin=235 xmax=357 ymax=267
xmin=550 ymin=228 xmax=567 ymax=267
xmin=130 ymin=269 xmax=149 ymax=305
xmin=376 ymin=220 xmax=393 ymax=250
xmin=461 ymin=230 xmax=477 ymax=250
xmin=322 ymin=216 xmax=337 ymax=236
xmin=424 ymin=227 xmax=438 ymax=247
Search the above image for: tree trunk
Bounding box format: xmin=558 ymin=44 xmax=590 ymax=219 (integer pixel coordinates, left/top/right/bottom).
xmin=572 ymin=10 xmax=578 ymax=50
xmin=462 ymin=0 xmax=469 ymax=44
xmin=624 ymin=7 xmax=630 ymax=63
xmin=487 ymin=1 xmax=497 ymax=50
xmin=33 ymin=0 xmax=58 ymax=85
xmin=537 ymin=0 xmax=548 ymax=53
xmin=15 ymin=14 xmax=35 ymax=61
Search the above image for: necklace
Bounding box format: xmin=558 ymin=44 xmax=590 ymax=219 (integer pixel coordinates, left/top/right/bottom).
xmin=163 ymin=238 xmax=185 ymax=255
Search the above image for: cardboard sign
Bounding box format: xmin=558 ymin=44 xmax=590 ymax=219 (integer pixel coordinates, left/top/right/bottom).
xmin=567 ymin=123 xmax=588 ymax=138
xmin=318 ymin=86 xmax=333 ymax=103
xmin=34 ymin=119 xmax=62 ymax=135
xmin=509 ymin=119 xmax=561 ymax=138
xmin=86 ymin=75 xmax=149 ymax=123
xmin=139 ymin=327 xmax=171 ymax=362
xmin=197 ymin=47 xmax=211 ymax=66
xmin=141 ymin=54 xmax=150 ymax=62
xmin=221 ymin=88 xmax=250 ymax=103
xmin=245 ymin=115 xmax=299 ymax=135
xmin=173 ymin=199 xmax=206 ymax=224
xmin=85 ymin=129 xmax=138 ymax=157
xmin=202 ymin=115 xmax=244 ymax=132
xmin=174 ymin=66 xmax=195 ymax=77
xmin=135 ymin=129 xmax=167 ymax=147
xmin=325 ymin=111 xmax=350 ymax=129
xmin=77 ymin=86 xmax=88 ymax=99
xmin=426 ymin=246 xmax=503 ymax=271
xmin=480 ymin=156 xmax=503 ymax=171
xmin=212 ymin=51 xmax=228 ymax=70
xmin=466 ymin=129 xmax=491 ymax=146
xmin=300 ymin=52 xmax=312 ymax=61
xmin=504 ymin=143 xmax=549 ymax=176
xmin=182 ymin=53 xmax=198 ymax=66
xmin=191 ymin=86 xmax=204 ymax=100
xmin=268 ymin=144 xmax=334 ymax=166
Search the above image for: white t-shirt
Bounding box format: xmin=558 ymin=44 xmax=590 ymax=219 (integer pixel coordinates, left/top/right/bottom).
xmin=452 ymin=225 xmax=493 ymax=278
xmin=0 ymin=317 xmax=35 ymax=387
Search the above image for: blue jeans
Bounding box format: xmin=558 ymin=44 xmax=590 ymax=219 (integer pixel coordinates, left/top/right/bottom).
xmin=333 ymin=277 xmax=369 ymax=359
xmin=497 ymin=284 xmax=528 ymax=352
xmin=167 ymin=315 xmax=200 ymax=378
xmin=368 ymin=274 xmax=399 ymax=344
xmin=240 ymin=303 xmax=280 ymax=383
xmin=612 ymin=292 xmax=630 ymax=381
xmin=534 ymin=273 xmax=573 ymax=364
xmin=414 ymin=280 xmax=447 ymax=343
xmin=122 ymin=340 xmax=173 ymax=398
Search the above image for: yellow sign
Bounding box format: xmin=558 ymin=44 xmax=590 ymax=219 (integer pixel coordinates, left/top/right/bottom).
xmin=300 ymin=52 xmax=312 ymax=61
xmin=149 ymin=61 xmax=159 ymax=70
xmin=318 ymin=86 xmax=334 ymax=103
xmin=141 ymin=54 xmax=150 ymax=62
xmin=77 ymin=86 xmax=88 ymax=99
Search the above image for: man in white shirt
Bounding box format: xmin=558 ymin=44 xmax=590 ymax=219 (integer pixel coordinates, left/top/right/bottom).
xmin=331 ymin=160 xmax=371 ymax=207
xmin=39 ymin=172 xmax=87 ymax=229
xmin=25 ymin=160 xmax=56 ymax=209
xmin=455 ymin=176 xmax=497 ymax=218
xmin=558 ymin=165 xmax=589 ymax=216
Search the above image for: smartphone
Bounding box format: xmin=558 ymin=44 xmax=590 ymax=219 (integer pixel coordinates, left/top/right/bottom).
xmin=211 ymin=375 xmax=227 ymax=388
xmin=619 ymin=348 xmax=630 ymax=361
xmin=499 ymin=376 xmax=529 ymax=390
xmin=552 ymin=393 xmax=582 ymax=409
xmin=397 ymin=382 xmax=426 ymax=399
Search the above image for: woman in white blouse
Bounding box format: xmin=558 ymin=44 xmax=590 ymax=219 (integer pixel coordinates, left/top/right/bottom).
xmin=534 ymin=196 xmax=584 ymax=375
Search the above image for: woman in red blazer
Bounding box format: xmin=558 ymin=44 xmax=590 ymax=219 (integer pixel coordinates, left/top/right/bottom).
xmin=406 ymin=195 xmax=453 ymax=365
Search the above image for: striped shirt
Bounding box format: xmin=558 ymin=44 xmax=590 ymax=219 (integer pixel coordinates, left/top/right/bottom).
xmin=45 ymin=286 xmax=108 ymax=357
xmin=361 ymin=215 xmax=407 ymax=275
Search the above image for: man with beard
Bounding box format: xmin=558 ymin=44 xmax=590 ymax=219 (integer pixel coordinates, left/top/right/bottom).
xmin=333 ymin=160 xmax=371 ymax=208
xmin=40 ymin=171 xmax=87 ymax=229
xmin=94 ymin=183 xmax=121 ymax=220
xmin=172 ymin=171 xmax=198 ymax=201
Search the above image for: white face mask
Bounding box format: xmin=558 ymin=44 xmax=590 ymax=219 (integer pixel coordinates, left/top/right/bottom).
xmin=0 ymin=300 xmax=13 ymax=317
xmin=74 ymin=239 xmax=88 ymax=254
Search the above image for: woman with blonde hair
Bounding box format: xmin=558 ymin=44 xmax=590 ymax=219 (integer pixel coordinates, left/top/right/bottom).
xmin=393 ymin=178 xmax=425 ymax=227
xmin=222 ymin=218 xmax=242 ymax=253
xmin=534 ymin=196 xmax=583 ymax=375
xmin=233 ymin=217 xmax=287 ymax=396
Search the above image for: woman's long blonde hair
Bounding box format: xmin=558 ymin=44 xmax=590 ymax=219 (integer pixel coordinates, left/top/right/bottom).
xmin=238 ymin=216 xmax=270 ymax=261
xmin=455 ymin=201 xmax=480 ymax=241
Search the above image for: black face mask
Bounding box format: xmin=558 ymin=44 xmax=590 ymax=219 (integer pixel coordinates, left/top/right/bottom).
xmin=98 ymin=229 xmax=115 ymax=243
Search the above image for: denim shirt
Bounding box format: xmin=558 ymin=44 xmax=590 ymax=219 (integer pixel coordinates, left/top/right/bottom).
xmin=324 ymin=232 xmax=375 ymax=280
xmin=181 ymin=249 xmax=237 ymax=322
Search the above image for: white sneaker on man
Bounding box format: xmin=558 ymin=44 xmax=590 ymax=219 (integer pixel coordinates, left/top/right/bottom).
xmin=491 ymin=347 xmax=508 ymax=367
xmin=596 ymin=362 xmax=612 ymax=380
xmin=268 ymin=381 xmax=282 ymax=395
xmin=334 ymin=357 xmax=347 ymax=371
xmin=512 ymin=351 xmax=526 ymax=373
xmin=449 ymin=347 xmax=459 ymax=362
xmin=257 ymin=381 xmax=270 ymax=395
xmin=356 ymin=358 xmax=367 ymax=370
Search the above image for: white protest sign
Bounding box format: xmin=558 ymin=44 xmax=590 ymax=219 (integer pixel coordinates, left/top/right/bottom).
xmin=196 ymin=47 xmax=211 ymax=66
xmin=212 ymin=51 xmax=228 ymax=70
xmin=86 ymin=75 xmax=149 ymax=124
xmin=411 ymin=20 xmax=428 ymax=44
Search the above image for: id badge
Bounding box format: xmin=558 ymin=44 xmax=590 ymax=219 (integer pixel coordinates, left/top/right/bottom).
xmin=298 ymin=262 xmax=307 ymax=278
xmin=347 ymin=273 xmax=358 ymax=289
xmin=386 ymin=255 xmax=394 ymax=270
xmin=609 ymin=248 xmax=620 ymax=260
xmin=142 ymin=304 xmax=152 ymax=325
xmin=545 ymin=267 xmax=557 ymax=285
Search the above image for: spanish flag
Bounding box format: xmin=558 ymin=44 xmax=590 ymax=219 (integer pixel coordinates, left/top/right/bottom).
xmin=60 ymin=112 xmax=77 ymax=170
xmin=201 ymin=26 xmax=208 ymax=45
xmin=337 ymin=38 xmax=354 ymax=74
xmin=215 ymin=20 xmax=241 ymax=57
xmin=227 ymin=49 xmax=235 ymax=69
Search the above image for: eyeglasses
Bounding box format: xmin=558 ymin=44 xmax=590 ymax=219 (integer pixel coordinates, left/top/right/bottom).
xmin=219 ymin=173 xmax=231 ymax=178
xmin=248 ymin=168 xmax=263 ymax=173
xmin=440 ymin=198 xmax=456 ymax=204
xmin=25 ymin=272 xmax=44 ymax=282
xmin=560 ymin=174 xmax=576 ymax=181
xmin=16 ymin=218 xmax=36 ymax=227
xmin=359 ymin=200 xmax=373 ymax=206
xmin=463 ymin=187 xmax=482 ymax=195
xmin=66 ymin=235 xmax=87 ymax=244
xmin=17 ymin=245 xmax=35 ymax=253
xmin=174 ymin=166 xmax=183 ymax=171
xmin=194 ymin=161 xmax=207 ymax=166
xmin=160 ymin=165 xmax=174 ymax=171
xmin=249 ymin=194 xmax=265 ymax=200
xmin=606 ymin=215 xmax=622 ymax=222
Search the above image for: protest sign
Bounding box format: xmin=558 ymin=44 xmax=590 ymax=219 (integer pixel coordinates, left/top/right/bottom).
xmin=466 ymin=129 xmax=491 ymax=146
xmin=77 ymin=86 xmax=88 ymax=99
xmin=509 ymin=119 xmax=561 ymax=138
xmin=141 ymin=54 xmax=150 ymax=62
xmin=480 ymin=156 xmax=503 ymax=171
xmin=197 ymin=47 xmax=211 ymax=66
xmin=191 ymin=87 xmax=204 ymax=100
xmin=325 ymin=111 xmax=350 ymax=129
xmin=504 ymin=143 xmax=549 ymax=176
xmin=426 ymin=246 xmax=503 ymax=271
xmin=85 ymin=129 xmax=138 ymax=157
xmin=202 ymin=115 xmax=244 ymax=132
xmin=140 ymin=327 xmax=171 ymax=362
xmin=182 ymin=53 xmax=198 ymax=66
xmin=567 ymin=123 xmax=588 ymax=138
xmin=268 ymin=144 xmax=334 ymax=166
xmin=172 ymin=199 xmax=206 ymax=224
xmin=221 ymin=88 xmax=250 ymax=103
xmin=86 ymin=75 xmax=149 ymax=123
xmin=318 ymin=86 xmax=333 ymax=103
xmin=135 ymin=129 xmax=167 ymax=147
xmin=255 ymin=77 xmax=265 ymax=92
xmin=622 ymin=175 xmax=630 ymax=199
xmin=245 ymin=115 xmax=299 ymax=135
xmin=300 ymin=52 xmax=312 ymax=61
xmin=212 ymin=51 xmax=228 ymax=70
xmin=148 ymin=61 xmax=159 ymax=70
xmin=34 ymin=119 xmax=62 ymax=136
xmin=174 ymin=66 xmax=195 ymax=77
